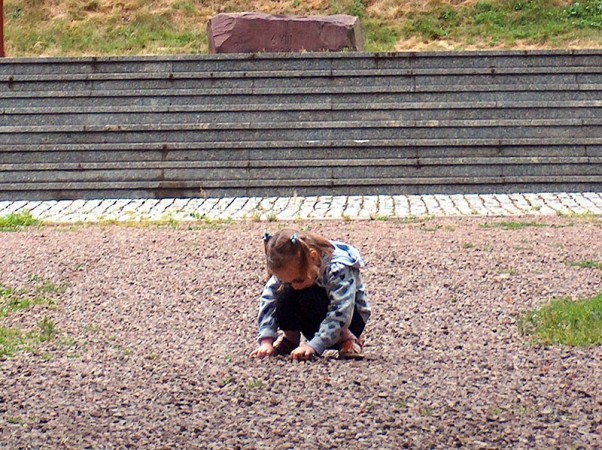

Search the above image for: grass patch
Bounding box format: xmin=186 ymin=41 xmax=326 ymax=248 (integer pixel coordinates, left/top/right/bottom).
xmin=399 ymin=0 xmax=602 ymax=49
xmin=570 ymin=260 xmax=602 ymax=270
xmin=0 ymin=279 xmax=64 ymax=361
xmin=480 ymin=221 xmax=547 ymax=230
xmin=0 ymin=318 xmax=59 ymax=360
xmin=0 ymin=212 xmax=41 ymax=232
xmin=520 ymin=293 xmax=602 ymax=346
xmin=4 ymin=0 xmax=602 ymax=56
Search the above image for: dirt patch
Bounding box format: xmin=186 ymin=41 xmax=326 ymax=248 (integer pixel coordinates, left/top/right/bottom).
xmin=1 ymin=217 xmax=601 ymax=448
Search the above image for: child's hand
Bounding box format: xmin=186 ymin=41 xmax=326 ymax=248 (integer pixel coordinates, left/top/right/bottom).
xmin=250 ymin=340 xmax=275 ymax=358
xmin=290 ymin=343 xmax=316 ymax=361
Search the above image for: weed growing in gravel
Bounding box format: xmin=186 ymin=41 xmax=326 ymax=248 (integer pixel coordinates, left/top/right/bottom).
xmin=480 ymin=221 xmax=548 ymax=230
xmin=419 ymin=407 xmax=434 ymax=417
xmin=38 ymin=317 xmax=58 ymax=342
xmin=394 ymin=400 xmax=408 ymax=410
xmin=371 ymin=215 xmax=390 ymax=221
xmin=558 ymin=211 xmax=601 ymax=223
xmin=569 ymin=260 xmax=602 ymax=270
xmin=402 ymin=215 xmax=435 ymax=224
xmin=6 ymin=416 xmax=25 ymax=425
xmin=187 ymin=213 xmax=234 ymax=230
xmin=497 ymin=269 xmax=517 ymax=278
xmin=519 ymin=293 xmax=602 ymax=347
xmin=247 ymin=378 xmax=265 ymax=390
xmin=0 ymin=212 xmax=41 ymax=231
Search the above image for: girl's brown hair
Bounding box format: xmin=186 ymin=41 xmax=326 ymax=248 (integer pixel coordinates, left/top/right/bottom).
xmin=264 ymin=228 xmax=335 ymax=281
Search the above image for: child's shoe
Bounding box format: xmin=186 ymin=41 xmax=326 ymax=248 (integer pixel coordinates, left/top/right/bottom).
xmin=339 ymin=338 xmax=364 ymax=360
xmin=273 ymin=336 xmax=298 ymax=356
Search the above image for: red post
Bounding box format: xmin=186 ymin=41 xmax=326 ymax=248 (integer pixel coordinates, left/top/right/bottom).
xmin=0 ymin=0 xmax=4 ymax=57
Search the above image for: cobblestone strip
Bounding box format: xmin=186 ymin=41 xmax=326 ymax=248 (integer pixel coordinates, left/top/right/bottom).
xmin=514 ymin=194 xmax=542 ymax=215
xmin=432 ymin=194 xmax=461 ymax=216
xmin=41 ymin=200 xmax=75 ymax=222
xmin=422 ymin=195 xmax=447 ymax=217
xmin=1 ymin=193 xmax=602 ymax=223
xmin=489 ymin=194 xmax=521 ymax=216
xmin=184 ymin=198 xmax=216 ymax=220
xmin=1 ymin=200 xmax=30 ymax=216
xmin=406 ymin=196 xmax=426 ymax=217
xmin=233 ymin=197 xmax=262 ymax=220
xmin=271 ymin=197 xmax=292 ymax=220
xmin=84 ymin=200 xmax=117 ymax=221
xmin=542 ymin=193 xmax=573 ymax=215
xmin=277 ymin=196 xmax=303 ymax=221
xmin=201 ymin=198 xmax=233 ymax=221
xmin=376 ymin=195 xmax=395 ymax=219
xmin=392 ymin=195 xmax=411 ymax=217
xmin=568 ymin=193 xmax=601 ymax=215
xmin=130 ymin=199 xmax=160 ymax=221
xmin=28 ymin=200 xmax=57 ymax=218
xmin=324 ymin=196 xmax=347 ymax=219
xmin=506 ymin=194 xmax=532 ymax=215
xmin=298 ymin=196 xmax=318 ymax=219
xmin=219 ymin=197 xmax=249 ymax=220
xmin=583 ymin=192 xmax=602 ymax=213
xmin=356 ymin=196 xmax=378 ymax=220
xmin=59 ymin=200 xmax=97 ymax=223
xmin=342 ymin=196 xmax=362 ymax=219
xmin=309 ymin=196 xmax=333 ymax=219
xmin=448 ymin=195 xmax=475 ymax=216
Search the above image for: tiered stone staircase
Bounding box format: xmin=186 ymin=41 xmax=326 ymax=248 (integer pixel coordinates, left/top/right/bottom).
xmin=1 ymin=50 xmax=601 ymax=200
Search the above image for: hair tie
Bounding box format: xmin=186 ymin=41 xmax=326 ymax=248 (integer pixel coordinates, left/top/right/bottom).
xmin=290 ymin=233 xmax=298 ymax=244
xmin=263 ymin=232 xmax=272 ymax=242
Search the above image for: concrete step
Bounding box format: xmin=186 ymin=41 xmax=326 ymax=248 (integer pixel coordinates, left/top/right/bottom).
xmin=2 ymin=142 xmax=600 ymax=164
xmin=2 ymin=71 xmax=600 ymax=93
xmin=4 ymin=157 xmax=602 ymax=182
xmin=3 ymin=176 xmax=602 ymax=201
xmin=1 ymin=50 xmax=601 ymax=76
xmin=3 ymin=87 xmax=602 ymax=110
xmin=1 ymin=120 xmax=600 ymax=145
xmin=2 ymin=102 xmax=600 ymax=127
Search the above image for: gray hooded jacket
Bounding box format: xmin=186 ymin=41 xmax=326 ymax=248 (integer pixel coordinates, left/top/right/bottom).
xmin=256 ymin=241 xmax=371 ymax=355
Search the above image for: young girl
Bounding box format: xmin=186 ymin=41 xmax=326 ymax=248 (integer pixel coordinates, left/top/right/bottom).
xmin=250 ymin=228 xmax=371 ymax=361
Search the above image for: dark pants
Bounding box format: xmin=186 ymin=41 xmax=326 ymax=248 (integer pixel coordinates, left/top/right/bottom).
xmin=275 ymin=284 xmax=366 ymax=343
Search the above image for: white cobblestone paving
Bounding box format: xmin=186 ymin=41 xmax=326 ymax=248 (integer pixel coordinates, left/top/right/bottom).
xmin=376 ymin=195 xmax=395 ymax=218
xmin=343 ymin=196 xmax=363 ymax=219
xmin=235 ymin=197 xmax=262 ymax=220
xmin=583 ymin=192 xmax=602 ymax=213
xmin=324 ymin=196 xmax=347 ymax=219
xmin=310 ymin=196 xmax=332 ymax=219
xmin=392 ymin=195 xmax=411 ymax=217
xmin=1 ymin=193 xmax=601 ymax=223
xmin=408 ymin=195 xmax=429 ymax=217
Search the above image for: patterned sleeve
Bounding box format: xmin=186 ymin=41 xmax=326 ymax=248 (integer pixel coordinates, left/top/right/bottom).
xmin=307 ymin=263 xmax=357 ymax=355
xmin=257 ymin=275 xmax=281 ymax=343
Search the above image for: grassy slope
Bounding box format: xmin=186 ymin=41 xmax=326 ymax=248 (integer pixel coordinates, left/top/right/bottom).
xmin=3 ymin=0 xmax=602 ymax=57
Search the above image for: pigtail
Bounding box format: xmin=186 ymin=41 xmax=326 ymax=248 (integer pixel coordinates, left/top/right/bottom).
xmin=291 ymin=233 xmax=311 ymax=280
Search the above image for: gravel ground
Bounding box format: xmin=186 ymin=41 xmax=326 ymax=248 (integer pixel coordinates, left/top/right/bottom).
xmin=1 ymin=217 xmax=601 ymax=449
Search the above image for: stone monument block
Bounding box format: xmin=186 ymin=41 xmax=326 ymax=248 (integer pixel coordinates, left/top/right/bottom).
xmin=207 ymin=12 xmax=365 ymax=54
